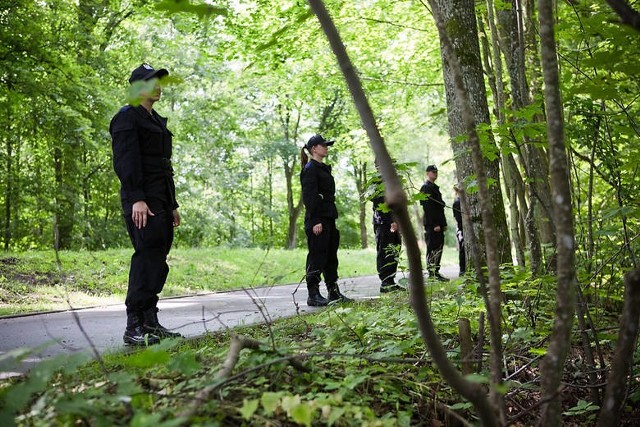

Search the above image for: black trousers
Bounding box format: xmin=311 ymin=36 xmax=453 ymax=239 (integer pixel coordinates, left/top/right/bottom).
xmin=305 ymin=219 xmax=340 ymax=287
xmin=458 ymin=236 xmax=466 ymax=275
xmin=375 ymin=223 xmax=402 ymax=285
xmin=425 ymin=229 xmax=444 ymax=274
xmin=124 ymin=209 xmax=174 ymax=315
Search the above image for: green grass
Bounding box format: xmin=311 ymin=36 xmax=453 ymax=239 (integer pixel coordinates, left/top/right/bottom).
xmin=0 ymin=246 xmax=459 ymax=316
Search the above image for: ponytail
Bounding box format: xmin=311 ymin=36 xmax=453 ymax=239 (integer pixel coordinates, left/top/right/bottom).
xmin=300 ymin=147 xmax=309 ymax=169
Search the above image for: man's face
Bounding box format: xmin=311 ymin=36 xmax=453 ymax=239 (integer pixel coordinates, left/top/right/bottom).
xmin=141 ymin=78 xmax=162 ymax=102
xmin=427 ymin=170 xmax=438 ymax=181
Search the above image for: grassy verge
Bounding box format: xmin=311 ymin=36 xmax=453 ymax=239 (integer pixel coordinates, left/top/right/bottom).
xmin=0 ymin=247 xmax=455 ymax=317
xmin=1 ymin=281 xmax=626 ymax=426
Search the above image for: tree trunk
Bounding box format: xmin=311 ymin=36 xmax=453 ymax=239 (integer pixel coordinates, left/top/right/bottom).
xmin=353 ymin=160 xmax=368 ymax=249
xmin=436 ymin=0 xmax=512 ymax=271
xmin=498 ymin=0 xmax=557 ymax=273
xmin=597 ymin=268 xmax=640 ymax=427
xmin=434 ymin=0 xmax=511 ymax=421
xmin=537 ymin=1 xmax=577 ymax=424
xmin=307 ymin=1 xmax=498 ymax=425
xmin=483 ymin=1 xmax=527 ymax=267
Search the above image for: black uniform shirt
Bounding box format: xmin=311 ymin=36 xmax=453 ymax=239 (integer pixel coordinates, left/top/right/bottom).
xmin=453 ymin=196 xmax=463 ymax=232
xmin=420 ymin=180 xmax=447 ymax=229
xmin=110 ymin=105 xmax=178 ymax=215
xmin=371 ymin=176 xmax=394 ymax=226
xmin=300 ymin=159 xmax=338 ymax=227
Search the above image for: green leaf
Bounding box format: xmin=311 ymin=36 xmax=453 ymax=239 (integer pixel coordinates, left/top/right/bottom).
xmin=290 ymin=403 xmax=313 ymax=427
xmin=240 ymin=398 xmax=259 ymax=421
xmin=261 ymin=392 xmax=283 ymax=415
xmin=155 ymin=0 xmax=228 ymax=18
xmin=529 ymin=347 xmax=547 ymax=356
xmin=127 ymin=348 xmax=170 ymax=368
xmin=449 ymin=402 xmax=473 ymax=410
xmin=168 ymin=352 xmax=200 ymax=375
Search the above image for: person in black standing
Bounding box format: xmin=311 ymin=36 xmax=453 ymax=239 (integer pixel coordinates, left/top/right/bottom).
xmin=420 ymin=165 xmax=449 ymax=281
xmin=300 ymin=134 xmax=352 ymax=306
xmin=452 ymin=186 xmax=466 ymax=276
xmin=110 ymin=64 xmax=182 ymax=345
xmin=371 ymin=162 xmax=403 ymax=293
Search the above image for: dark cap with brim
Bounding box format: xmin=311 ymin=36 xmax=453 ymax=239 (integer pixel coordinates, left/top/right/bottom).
xmin=129 ymin=63 xmax=169 ymax=84
xmin=305 ymin=134 xmax=335 ymax=150
xmin=426 ymin=165 xmax=438 ymax=172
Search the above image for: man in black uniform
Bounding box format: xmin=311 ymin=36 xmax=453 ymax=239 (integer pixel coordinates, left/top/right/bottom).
xmin=110 ymin=64 xmax=182 ymax=345
xmin=420 ymin=165 xmax=449 ymax=281
xmin=371 ymin=171 xmax=403 ymax=293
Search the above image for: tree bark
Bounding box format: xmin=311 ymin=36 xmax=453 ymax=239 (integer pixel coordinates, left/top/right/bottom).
xmin=353 ymin=160 xmax=368 ymax=249
xmin=537 ymin=1 xmax=577 ymax=424
xmin=435 ymin=0 xmax=512 ymax=271
xmin=434 ymin=0 xmax=512 ymax=420
xmin=307 ymin=1 xmax=498 ymax=425
xmin=597 ymin=268 xmax=640 ymax=427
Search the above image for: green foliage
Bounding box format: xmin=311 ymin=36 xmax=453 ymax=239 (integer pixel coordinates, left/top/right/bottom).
xmin=2 ymin=266 xmax=636 ymax=425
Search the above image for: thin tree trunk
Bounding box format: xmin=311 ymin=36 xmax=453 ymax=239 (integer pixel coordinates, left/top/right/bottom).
xmin=484 ymin=0 xmax=527 ymax=267
xmin=353 ymin=160 xmax=368 ymax=249
xmin=538 ymin=1 xmax=577 ymax=424
xmin=306 ymin=1 xmax=498 ymax=425
xmin=596 ymin=268 xmax=640 ymax=426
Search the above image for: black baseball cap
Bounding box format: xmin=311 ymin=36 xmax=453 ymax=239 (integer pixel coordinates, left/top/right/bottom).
xmin=426 ymin=165 xmax=438 ymax=172
xmin=305 ymin=134 xmax=335 ymax=150
xmin=128 ymin=63 xmax=169 ymax=84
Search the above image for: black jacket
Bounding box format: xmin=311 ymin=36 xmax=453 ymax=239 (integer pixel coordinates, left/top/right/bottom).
xmin=420 ymin=180 xmax=447 ymax=229
xmin=371 ymin=176 xmax=394 ymax=226
xmin=453 ymin=196 xmax=463 ymax=232
xmin=110 ymin=105 xmax=178 ymax=215
xmin=300 ymin=160 xmax=338 ymax=227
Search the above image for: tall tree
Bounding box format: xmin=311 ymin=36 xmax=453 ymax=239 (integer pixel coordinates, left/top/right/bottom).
xmin=537 ymin=0 xmax=576 ymax=423
xmin=433 ymin=0 xmax=512 ymax=270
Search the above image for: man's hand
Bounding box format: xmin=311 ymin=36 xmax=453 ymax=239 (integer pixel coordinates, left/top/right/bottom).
xmin=132 ymin=201 xmax=154 ymax=229
xmin=313 ymin=222 xmax=323 ymax=236
xmin=390 ymin=222 xmax=398 ymax=233
xmin=172 ymin=209 xmax=181 ymax=227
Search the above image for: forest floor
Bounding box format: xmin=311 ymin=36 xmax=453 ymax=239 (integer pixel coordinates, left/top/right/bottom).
xmin=1 ymin=250 xmax=638 ymax=426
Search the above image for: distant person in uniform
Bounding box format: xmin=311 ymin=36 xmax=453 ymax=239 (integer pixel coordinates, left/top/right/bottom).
xmin=453 ymin=185 xmax=466 ymax=276
xmin=300 ymin=134 xmax=352 ymax=306
xmin=371 ymin=160 xmax=403 ymax=293
xmin=420 ymin=165 xmax=449 ymax=281
xmin=110 ymin=63 xmax=182 ymax=345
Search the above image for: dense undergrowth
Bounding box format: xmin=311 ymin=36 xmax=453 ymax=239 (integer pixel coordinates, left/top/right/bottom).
xmin=1 ymin=268 xmax=639 ymax=426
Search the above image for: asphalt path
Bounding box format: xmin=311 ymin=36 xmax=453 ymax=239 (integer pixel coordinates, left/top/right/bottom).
xmin=0 ymin=266 xmax=458 ymax=378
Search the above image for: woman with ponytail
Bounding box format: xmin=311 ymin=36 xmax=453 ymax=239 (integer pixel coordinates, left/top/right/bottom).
xmin=300 ymin=134 xmax=352 ymax=306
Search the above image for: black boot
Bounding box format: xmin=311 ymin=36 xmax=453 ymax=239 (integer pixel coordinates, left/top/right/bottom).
xmin=307 ymin=284 xmax=329 ymax=307
xmin=124 ymin=312 xmax=160 ymax=346
xmin=327 ymin=283 xmax=353 ymax=303
xmin=380 ymin=283 xmax=404 ymax=293
xmin=142 ymin=307 xmax=183 ymax=339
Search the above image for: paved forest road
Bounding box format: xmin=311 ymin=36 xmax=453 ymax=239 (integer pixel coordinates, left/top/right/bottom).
xmin=0 ymin=267 xmax=458 ymax=377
